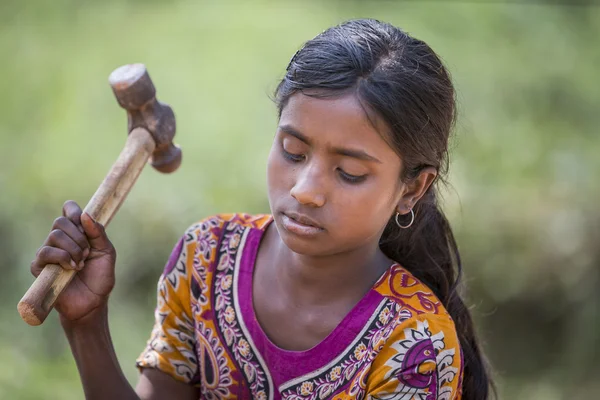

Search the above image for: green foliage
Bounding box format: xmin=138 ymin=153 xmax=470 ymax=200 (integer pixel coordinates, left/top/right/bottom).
xmin=1 ymin=1 xmax=598 ymax=398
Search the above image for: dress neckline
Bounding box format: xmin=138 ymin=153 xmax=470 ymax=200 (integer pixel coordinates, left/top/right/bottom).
xmin=235 ymin=217 xmax=392 ymax=384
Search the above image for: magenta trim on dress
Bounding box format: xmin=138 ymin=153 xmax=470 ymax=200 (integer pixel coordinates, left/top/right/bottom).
xmin=237 ymin=225 xmax=385 ymax=388
xmin=163 ymin=236 xmax=184 ymax=275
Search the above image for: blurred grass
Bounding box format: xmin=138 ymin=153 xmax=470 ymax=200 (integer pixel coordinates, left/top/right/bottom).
xmin=1 ymin=1 xmax=599 ymax=399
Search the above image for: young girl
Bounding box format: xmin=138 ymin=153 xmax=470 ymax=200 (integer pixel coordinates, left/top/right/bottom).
xmin=31 ymin=19 xmax=492 ymax=400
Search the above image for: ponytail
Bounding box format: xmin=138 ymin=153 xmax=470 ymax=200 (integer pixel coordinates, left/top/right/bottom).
xmin=380 ymin=186 xmax=495 ymax=399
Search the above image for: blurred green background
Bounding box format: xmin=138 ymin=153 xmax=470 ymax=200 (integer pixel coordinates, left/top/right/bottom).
xmin=1 ymin=0 xmax=598 ymax=399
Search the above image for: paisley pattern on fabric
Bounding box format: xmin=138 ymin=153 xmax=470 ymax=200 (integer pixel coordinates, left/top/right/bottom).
xmin=371 ymin=319 xmax=459 ymax=400
xmin=279 ymin=300 xmax=407 ymax=400
xmin=213 ymin=221 xmax=274 ymax=399
xmin=136 ymin=214 xmax=463 ymax=399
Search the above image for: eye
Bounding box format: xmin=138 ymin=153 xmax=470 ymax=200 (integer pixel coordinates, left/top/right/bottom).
xmin=338 ymin=169 xmax=367 ymax=184
xmin=281 ymin=148 xmax=305 ymax=163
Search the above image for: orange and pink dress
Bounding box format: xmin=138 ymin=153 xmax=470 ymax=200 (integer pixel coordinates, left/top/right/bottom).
xmin=136 ymin=214 xmax=463 ymax=399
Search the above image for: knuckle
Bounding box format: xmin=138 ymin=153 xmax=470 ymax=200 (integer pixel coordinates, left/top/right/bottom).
xmin=105 ymin=239 xmax=116 ymax=252
xmin=49 ymin=229 xmax=65 ymax=242
xmin=37 ymin=246 xmax=51 ymax=259
xmin=52 ymin=216 xmax=67 ymax=229
xmin=96 ymin=223 xmax=106 ymax=233
xmin=56 ymin=250 xmax=70 ymax=263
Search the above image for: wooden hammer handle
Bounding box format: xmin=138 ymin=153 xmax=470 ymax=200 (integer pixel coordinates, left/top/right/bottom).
xmin=18 ymin=127 xmax=156 ymax=326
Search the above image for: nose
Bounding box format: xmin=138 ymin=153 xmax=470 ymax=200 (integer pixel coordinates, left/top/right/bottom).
xmin=290 ymin=163 xmax=326 ymax=208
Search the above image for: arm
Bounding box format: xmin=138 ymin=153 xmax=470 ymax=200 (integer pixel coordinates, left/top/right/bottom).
xmin=29 ymin=201 xmax=198 ymax=400
xmin=62 ymin=305 xmax=198 ymax=400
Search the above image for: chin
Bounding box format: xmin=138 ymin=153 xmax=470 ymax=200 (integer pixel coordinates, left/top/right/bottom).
xmin=282 ymin=237 xmax=326 ymax=256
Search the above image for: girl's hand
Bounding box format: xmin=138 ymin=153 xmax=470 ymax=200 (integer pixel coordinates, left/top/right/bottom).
xmin=30 ymin=200 xmax=117 ymax=322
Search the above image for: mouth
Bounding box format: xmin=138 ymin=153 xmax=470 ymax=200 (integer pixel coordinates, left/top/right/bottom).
xmin=280 ymin=211 xmax=324 ymax=236
xmin=283 ymin=212 xmax=323 ymax=229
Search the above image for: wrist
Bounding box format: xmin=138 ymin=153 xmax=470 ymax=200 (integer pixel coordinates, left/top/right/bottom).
xmin=60 ymin=303 xmax=109 ymax=333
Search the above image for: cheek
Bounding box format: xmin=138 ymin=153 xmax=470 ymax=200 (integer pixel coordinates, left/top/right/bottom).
xmin=340 ymin=178 xmax=397 ymax=213
xmin=267 ymin=146 xmax=289 ymax=194
xmin=266 ymin=148 xmax=277 ymax=188
xmin=332 ymin=179 xmax=398 ymax=233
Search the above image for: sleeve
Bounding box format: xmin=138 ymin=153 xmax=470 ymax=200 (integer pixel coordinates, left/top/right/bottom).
xmin=136 ymin=235 xmax=199 ymax=385
xmin=366 ymin=314 xmax=463 ymax=400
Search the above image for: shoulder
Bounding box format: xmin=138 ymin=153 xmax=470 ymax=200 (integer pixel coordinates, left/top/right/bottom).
xmin=374 ymin=263 xmax=455 ymax=326
xmin=154 ymin=212 xmax=272 ymax=325
xmin=173 ymin=213 xmax=271 ymax=257
xmin=372 ymin=264 xmax=460 ymax=357
xmin=181 ymin=213 xmax=271 ymax=242
xmin=161 ymin=213 xmax=271 ymax=284
xmin=160 ymin=213 xmax=270 ymax=276
xmin=366 ymin=264 xmax=463 ymax=398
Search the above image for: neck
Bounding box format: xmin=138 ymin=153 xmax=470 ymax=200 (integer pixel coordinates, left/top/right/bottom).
xmin=265 ymin=223 xmax=392 ymax=306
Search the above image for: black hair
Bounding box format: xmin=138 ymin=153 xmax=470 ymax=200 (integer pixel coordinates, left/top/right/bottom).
xmin=274 ymin=19 xmax=494 ymax=399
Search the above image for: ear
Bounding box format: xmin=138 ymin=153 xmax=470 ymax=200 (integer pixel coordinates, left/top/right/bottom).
xmin=396 ymin=167 xmax=437 ymax=214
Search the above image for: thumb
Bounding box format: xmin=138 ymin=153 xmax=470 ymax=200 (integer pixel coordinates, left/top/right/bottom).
xmin=81 ymin=212 xmax=111 ymax=250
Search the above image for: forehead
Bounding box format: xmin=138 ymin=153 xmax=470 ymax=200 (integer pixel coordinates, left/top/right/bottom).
xmin=279 ymin=93 xmax=395 ymax=156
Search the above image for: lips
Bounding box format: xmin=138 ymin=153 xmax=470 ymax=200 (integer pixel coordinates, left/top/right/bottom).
xmin=283 ymin=211 xmax=323 ymax=230
xmin=280 ymin=213 xmax=324 ymax=237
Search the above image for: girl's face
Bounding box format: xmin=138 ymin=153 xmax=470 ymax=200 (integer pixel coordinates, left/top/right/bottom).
xmin=267 ymin=93 xmax=405 ymax=257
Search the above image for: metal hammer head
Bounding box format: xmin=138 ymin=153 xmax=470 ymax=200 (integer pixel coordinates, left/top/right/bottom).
xmin=108 ymin=64 xmax=181 ymax=173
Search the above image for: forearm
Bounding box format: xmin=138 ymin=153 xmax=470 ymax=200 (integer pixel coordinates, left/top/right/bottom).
xmin=62 ymin=304 xmax=139 ymax=400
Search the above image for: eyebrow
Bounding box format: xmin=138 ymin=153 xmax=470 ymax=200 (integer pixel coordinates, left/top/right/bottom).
xmin=279 ymin=124 xmax=382 ymax=164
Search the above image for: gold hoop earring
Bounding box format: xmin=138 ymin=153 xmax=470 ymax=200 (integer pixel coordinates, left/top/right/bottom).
xmin=395 ymin=209 xmax=415 ymax=229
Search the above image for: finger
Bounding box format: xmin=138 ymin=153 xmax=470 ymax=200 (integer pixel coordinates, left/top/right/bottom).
xmin=46 ymin=229 xmax=86 ymax=267
xmin=31 ymin=246 xmax=80 ymax=277
xmin=81 ymin=212 xmax=112 ymax=251
xmin=62 ymin=200 xmax=84 ymax=233
xmin=52 ymin=216 xmax=90 ymax=257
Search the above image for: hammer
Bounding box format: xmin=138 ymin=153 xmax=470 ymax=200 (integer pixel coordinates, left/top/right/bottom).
xmin=17 ymin=64 xmax=181 ymax=326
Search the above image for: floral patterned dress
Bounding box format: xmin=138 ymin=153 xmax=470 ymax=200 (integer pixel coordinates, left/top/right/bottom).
xmin=136 ymin=213 xmax=463 ymax=399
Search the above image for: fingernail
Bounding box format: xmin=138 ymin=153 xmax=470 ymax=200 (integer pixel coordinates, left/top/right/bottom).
xmin=83 ymin=248 xmax=90 ymax=259
xmin=70 ymin=260 xmax=77 ymax=268
xmin=78 ymin=261 xmax=85 ymax=269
